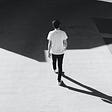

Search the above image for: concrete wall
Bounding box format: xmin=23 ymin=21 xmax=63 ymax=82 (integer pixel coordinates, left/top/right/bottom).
xmin=0 ymin=0 xmax=111 ymax=62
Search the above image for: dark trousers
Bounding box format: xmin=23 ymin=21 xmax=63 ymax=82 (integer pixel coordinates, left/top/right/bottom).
xmin=52 ymin=54 xmax=64 ymax=82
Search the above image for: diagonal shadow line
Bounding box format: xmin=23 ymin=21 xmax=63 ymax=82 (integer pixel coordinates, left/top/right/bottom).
xmin=61 ymin=74 xmax=112 ymax=104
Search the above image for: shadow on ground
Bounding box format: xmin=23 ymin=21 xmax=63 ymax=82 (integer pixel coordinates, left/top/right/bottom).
xmin=61 ymin=73 xmax=112 ymax=104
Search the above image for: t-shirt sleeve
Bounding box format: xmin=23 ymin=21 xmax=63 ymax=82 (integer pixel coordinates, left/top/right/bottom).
xmin=63 ymin=32 xmax=68 ymax=40
xmin=47 ymin=32 xmax=52 ymax=40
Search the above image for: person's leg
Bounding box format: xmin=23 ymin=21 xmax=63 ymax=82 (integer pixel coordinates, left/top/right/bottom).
xmin=57 ymin=54 xmax=64 ymax=82
xmin=52 ymin=54 xmax=57 ymax=71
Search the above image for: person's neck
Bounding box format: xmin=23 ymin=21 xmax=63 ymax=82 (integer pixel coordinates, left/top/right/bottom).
xmin=55 ymin=28 xmax=60 ymax=30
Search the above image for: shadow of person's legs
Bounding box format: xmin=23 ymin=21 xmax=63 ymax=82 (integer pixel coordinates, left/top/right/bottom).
xmin=61 ymin=74 xmax=112 ymax=104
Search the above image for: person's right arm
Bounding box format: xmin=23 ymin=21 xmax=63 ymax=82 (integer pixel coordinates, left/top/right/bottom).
xmin=48 ymin=40 xmax=52 ymax=58
xmin=47 ymin=32 xmax=52 ymax=58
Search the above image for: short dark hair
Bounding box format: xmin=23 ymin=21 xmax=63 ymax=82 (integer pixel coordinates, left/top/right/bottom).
xmin=52 ymin=20 xmax=61 ymax=29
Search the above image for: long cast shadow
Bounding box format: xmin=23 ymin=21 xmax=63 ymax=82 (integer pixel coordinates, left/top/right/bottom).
xmin=61 ymin=74 xmax=112 ymax=104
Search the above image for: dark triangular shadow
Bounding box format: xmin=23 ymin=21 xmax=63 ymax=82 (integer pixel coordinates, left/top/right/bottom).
xmin=61 ymin=73 xmax=112 ymax=104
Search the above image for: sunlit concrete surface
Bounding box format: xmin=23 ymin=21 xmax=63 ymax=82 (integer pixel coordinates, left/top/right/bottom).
xmin=0 ymin=45 xmax=112 ymax=112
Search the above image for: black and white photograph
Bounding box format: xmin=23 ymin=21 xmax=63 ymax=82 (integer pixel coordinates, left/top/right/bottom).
xmin=0 ymin=0 xmax=112 ymax=111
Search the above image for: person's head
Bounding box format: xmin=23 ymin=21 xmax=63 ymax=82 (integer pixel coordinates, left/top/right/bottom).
xmin=52 ymin=20 xmax=61 ymax=29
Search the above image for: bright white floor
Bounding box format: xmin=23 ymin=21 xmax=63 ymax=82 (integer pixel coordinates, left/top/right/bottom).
xmin=0 ymin=45 xmax=112 ymax=112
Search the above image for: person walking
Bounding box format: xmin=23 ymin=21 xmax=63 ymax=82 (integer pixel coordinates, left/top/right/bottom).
xmin=47 ymin=20 xmax=68 ymax=85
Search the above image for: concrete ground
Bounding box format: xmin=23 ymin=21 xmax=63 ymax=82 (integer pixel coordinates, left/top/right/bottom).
xmin=0 ymin=0 xmax=112 ymax=111
xmin=0 ymin=44 xmax=112 ymax=112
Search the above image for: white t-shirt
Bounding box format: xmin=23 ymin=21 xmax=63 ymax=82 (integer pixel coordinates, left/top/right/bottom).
xmin=47 ymin=29 xmax=68 ymax=55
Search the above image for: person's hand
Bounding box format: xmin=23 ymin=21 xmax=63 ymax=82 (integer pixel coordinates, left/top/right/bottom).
xmin=48 ymin=52 xmax=51 ymax=58
xmin=63 ymin=47 xmax=66 ymax=51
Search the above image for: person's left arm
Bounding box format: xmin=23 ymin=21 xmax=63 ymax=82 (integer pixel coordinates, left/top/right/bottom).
xmin=63 ymin=40 xmax=67 ymax=50
xmin=47 ymin=32 xmax=52 ymax=58
xmin=63 ymin=32 xmax=68 ymax=51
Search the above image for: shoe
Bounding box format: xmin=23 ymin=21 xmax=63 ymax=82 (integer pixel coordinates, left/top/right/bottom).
xmin=54 ymin=70 xmax=58 ymax=74
xmin=58 ymin=80 xmax=63 ymax=86
xmin=55 ymin=72 xmax=58 ymax=74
